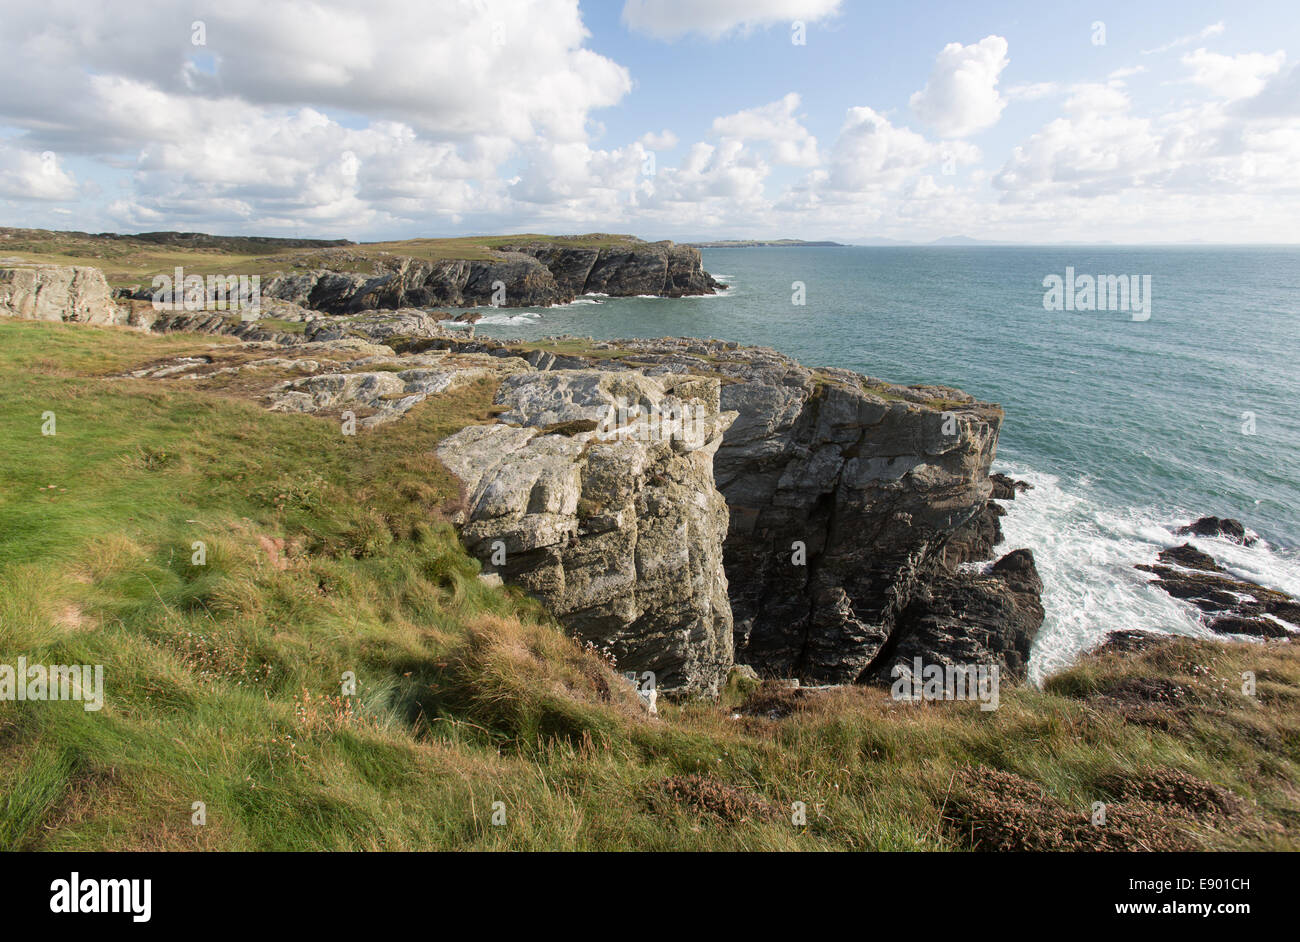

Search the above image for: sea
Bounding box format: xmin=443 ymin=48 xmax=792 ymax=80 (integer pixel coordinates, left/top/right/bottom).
xmin=462 ymin=246 xmax=1300 ymax=681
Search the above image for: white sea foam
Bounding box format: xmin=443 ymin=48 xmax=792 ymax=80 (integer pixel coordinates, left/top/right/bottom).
xmin=994 ymin=461 xmax=1300 ymax=684
xmin=476 ymin=311 xmax=543 ymax=325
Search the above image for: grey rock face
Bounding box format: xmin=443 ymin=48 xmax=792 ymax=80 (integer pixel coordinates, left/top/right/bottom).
xmin=483 ymin=337 xmax=1015 ymax=685
xmin=0 ymin=266 xmax=121 ymax=324
xmin=713 ymin=369 xmax=1003 ymax=684
xmin=259 ymin=240 xmax=719 ymax=313
xmin=438 ymin=370 xmax=737 ymax=696
xmin=261 ymin=255 xmax=568 ymax=312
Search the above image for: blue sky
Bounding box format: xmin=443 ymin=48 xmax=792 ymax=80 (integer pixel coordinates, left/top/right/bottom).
xmin=1 ymin=0 xmax=1297 ymax=243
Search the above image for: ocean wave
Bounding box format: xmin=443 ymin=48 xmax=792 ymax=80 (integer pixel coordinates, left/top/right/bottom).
xmin=994 ymin=461 xmax=1300 ymax=685
xmin=475 ymin=311 xmax=543 ymax=325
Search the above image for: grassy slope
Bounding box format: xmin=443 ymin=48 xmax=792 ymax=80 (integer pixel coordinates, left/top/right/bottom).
xmin=1 ymin=319 xmax=1297 ymax=851
xmin=0 ymin=229 xmax=646 ymax=289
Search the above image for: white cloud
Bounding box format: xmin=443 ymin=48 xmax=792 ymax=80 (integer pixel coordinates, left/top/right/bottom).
xmin=0 ymin=0 xmax=635 ymax=235
xmin=1141 ymin=20 xmax=1225 ymax=56
xmin=822 ymin=106 xmax=977 ymax=194
xmin=0 ymin=1 xmax=1294 ymax=244
xmin=1006 ymin=82 xmax=1060 ymax=102
xmin=1182 ymin=48 xmax=1286 ymax=100
xmin=622 ymin=0 xmax=840 ymax=40
xmin=711 ymin=93 xmax=820 ymax=166
xmin=639 ymin=130 xmax=680 ymax=151
xmin=992 ymin=58 xmax=1300 ymax=222
xmin=0 ymin=143 xmax=79 ymax=201
xmin=910 ymin=35 xmax=1010 ymax=137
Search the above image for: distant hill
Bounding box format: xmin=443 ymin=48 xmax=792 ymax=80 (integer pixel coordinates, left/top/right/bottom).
xmin=686 ymin=239 xmax=846 ymax=248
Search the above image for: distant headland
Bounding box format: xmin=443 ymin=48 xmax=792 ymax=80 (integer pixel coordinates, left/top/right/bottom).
xmin=685 ymin=239 xmax=847 ymax=248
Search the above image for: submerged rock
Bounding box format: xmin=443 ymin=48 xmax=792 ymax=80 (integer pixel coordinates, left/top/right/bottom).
xmin=1177 ymin=516 xmax=1256 ymax=545
xmin=1137 ymin=543 xmax=1299 ymax=638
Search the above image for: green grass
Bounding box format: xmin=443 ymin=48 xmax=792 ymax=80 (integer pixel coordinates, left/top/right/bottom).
xmin=1 ymin=319 xmax=1297 ymax=850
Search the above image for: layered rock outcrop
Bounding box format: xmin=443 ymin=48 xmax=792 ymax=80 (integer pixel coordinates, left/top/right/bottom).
xmin=437 ymin=370 xmax=737 ymax=697
xmin=251 ymin=240 xmax=720 ymax=313
xmin=439 ymin=371 xmax=733 ymax=696
xmin=712 ymin=362 xmax=1005 ymax=683
xmin=498 ymin=241 xmax=720 ymax=299
xmin=0 ymin=265 xmax=121 ymax=324
xmin=873 ymin=548 xmax=1044 ymax=683
xmin=414 ymin=335 xmax=1034 ymax=686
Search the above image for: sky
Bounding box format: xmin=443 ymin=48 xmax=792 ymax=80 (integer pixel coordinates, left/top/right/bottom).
xmin=1 ymin=0 xmax=1298 ymax=243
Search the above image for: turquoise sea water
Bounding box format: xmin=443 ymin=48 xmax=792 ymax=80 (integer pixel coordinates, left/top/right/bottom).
xmin=468 ymin=246 xmax=1300 ymax=679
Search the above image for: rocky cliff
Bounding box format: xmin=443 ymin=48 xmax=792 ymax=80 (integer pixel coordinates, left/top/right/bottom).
xmin=254 ymin=239 xmax=720 ymax=313
xmin=467 ymin=338 xmax=1021 ymax=685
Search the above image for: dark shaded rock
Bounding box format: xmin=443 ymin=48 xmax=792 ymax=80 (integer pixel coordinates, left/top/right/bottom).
xmin=1094 ymin=630 xmax=1167 ymax=655
xmin=1177 ymin=516 xmax=1255 ymax=545
xmin=712 ymin=370 xmax=1003 ymax=684
xmin=1137 ymin=544 xmax=1300 ymax=636
xmin=989 ymin=472 xmax=1030 ymax=500
xmin=1157 ymin=543 xmax=1223 ymax=572
xmin=940 ymin=501 xmax=1005 ymax=568
xmin=990 ymin=547 xmax=1043 ymax=594
xmin=256 ymin=239 xmax=719 ymax=313
xmin=494 ymin=241 xmax=720 ymax=299
xmin=1207 ymin=615 xmax=1290 ymax=638
xmin=869 ymin=549 xmax=1045 ymax=683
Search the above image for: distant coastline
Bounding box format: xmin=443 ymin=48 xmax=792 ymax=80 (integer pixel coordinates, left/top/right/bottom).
xmin=686 ymin=239 xmax=846 ymax=248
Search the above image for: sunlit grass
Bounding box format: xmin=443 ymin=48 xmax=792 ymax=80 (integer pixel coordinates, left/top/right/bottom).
xmin=0 ymin=319 xmax=1296 ymax=850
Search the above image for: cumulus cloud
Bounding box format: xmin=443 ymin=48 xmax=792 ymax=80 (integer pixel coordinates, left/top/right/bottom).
xmin=1182 ymin=48 xmax=1286 ymax=100
xmin=0 ymin=0 xmax=633 ymax=234
xmin=711 ymin=93 xmax=820 ymax=166
xmin=621 ymin=0 xmax=840 ymax=40
xmin=0 ymin=143 xmax=79 ymax=201
xmin=0 ymin=1 xmax=1294 ymax=244
xmin=910 ymin=35 xmax=1010 ymax=138
xmin=821 ymin=106 xmax=977 ymax=194
xmin=992 ymin=59 xmax=1300 ymax=218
